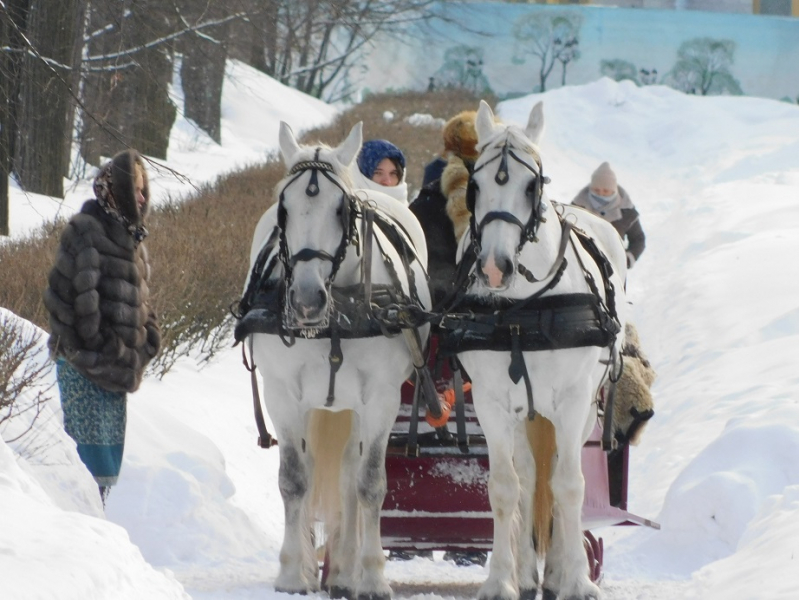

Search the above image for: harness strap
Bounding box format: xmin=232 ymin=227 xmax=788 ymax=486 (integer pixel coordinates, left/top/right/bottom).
xmin=516 ymin=218 xmax=573 ymax=285
xmin=508 ymin=324 xmax=537 ymax=421
xmin=362 ymin=205 xmax=376 ymax=311
xmin=406 ymin=373 xmax=421 ymax=457
xmin=325 ymin=324 xmax=343 ymax=407
xmin=452 ymin=359 xmax=469 ymax=452
xmin=602 ymin=373 xmax=619 ymax=452
xmin=244 ymin=338 xmax=277 ymax=449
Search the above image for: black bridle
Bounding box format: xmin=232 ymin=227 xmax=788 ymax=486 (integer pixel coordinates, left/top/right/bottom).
xmin=276 ymin=149 xmax=359 ymax=288
xmin=466 ymin=139 xmax=550 ymax=256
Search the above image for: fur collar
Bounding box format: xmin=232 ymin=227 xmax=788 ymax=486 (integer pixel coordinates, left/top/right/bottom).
xmin=442 ymin=153 xmax=471 ymax=242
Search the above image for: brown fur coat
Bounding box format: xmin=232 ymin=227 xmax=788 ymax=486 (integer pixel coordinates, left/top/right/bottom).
xmin=44 ymin=150 xmax=160 ymax=393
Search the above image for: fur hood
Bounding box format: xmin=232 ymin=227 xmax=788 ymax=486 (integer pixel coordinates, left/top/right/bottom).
xmin=441 ymin=153 xmax=472 ymax=242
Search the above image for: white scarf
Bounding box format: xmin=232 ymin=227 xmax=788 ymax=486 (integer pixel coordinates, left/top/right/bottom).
xmin=350 ymin=166 xmax=409 ymax=205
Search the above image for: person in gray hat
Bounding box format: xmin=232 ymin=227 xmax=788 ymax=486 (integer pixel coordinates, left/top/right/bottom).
xmin=572 ymin=161 xmax=645 ymax=268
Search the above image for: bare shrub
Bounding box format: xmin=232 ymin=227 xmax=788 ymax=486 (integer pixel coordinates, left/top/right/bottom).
xmin=0 ymin=90 xmax=494 ymax=380
xmin=0 ymin=310 xmax=54 ymax=443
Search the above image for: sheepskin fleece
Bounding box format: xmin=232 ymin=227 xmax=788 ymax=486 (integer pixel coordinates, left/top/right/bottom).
xmin=613 ymin=323 xmax=656 ymax=446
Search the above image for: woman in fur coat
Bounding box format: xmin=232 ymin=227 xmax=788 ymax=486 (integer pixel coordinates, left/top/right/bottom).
xmin=409 ymin=111 xmax=478 ymax=306
xmin=43 ymin=149 xmax=161 ymax=504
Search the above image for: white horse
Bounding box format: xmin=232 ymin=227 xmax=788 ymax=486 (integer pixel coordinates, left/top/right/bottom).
xmin=241 ymin=121 xmax=431 ymax=599
xmin=453 ymin=101 xmax=629 ymax=600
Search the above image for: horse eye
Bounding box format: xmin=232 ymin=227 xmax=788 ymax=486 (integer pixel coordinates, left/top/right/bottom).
xmin=526 ymin=180 xmax=537 ymax=197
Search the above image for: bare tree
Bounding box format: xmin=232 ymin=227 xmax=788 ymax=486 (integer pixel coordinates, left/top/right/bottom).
xmin=176 ymin=1 xmax=234 ymax=144
xmin=512 ymin=10 xmax=583 ymax=93
xmin=237 ymin=0 xmax=439 ymax=101
xmin=664 ymin=38 xmax=743 ymax=96
xmin=0 ymin=1 xmax=28 ymax=235
xmin=433 ymin=45 xmax=493 ymax=96
xmin=14 ymin=0 xmax=85 ymax=197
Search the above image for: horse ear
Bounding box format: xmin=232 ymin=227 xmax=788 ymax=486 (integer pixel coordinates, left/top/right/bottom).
xmin=525 ymin=101 xmax=545 ymax=145
xmin=279 ymin=121 xmax=301 ymax=165
xmin=475 ymin=100 xmax=496 ymax=145
xmin=335 ymin=121 xmax=363 ymax=168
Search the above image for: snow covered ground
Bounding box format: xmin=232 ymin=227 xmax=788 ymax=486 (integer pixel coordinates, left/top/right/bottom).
xmin=3 ymin=61 xmax=799 ymax=599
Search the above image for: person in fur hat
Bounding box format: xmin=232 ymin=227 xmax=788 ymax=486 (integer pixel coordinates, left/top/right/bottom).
xmin=410 ymin=110 xmax=479 ymax=305
xmin=406 ymin=111 xmax=488 ymax=567
xmin=44 ymin=149 xmax=161 ymax=506
xmin=571 ymin=162 xmax=645 ymax=268
xmin=352 ymin=139 xmax=409 ymax=204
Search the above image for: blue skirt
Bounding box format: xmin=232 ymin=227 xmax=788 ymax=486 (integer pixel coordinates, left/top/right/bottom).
xmin=56 ymin=358 xmax=127 ymax=487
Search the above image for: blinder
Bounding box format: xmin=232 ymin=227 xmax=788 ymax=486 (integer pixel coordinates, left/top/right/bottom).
xmin=468 ymin=140 xmax=549 ymax=254
xmin=277 ymin=148 xmax=357 ymax=285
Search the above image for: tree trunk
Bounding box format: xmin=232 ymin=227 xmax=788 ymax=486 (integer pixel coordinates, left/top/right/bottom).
xmin=0 ymin=2 xmax=28 ymax=235
xmin=15 ymin=0 xmax=82 ymax=198
xmin=180 ymin=16 xmax=229 ymax=144
xmin=80 ymin=1 xmax=176 ymax=165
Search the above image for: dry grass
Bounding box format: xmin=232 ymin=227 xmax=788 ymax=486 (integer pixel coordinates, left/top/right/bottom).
xmin=0 ymin=90 xmax=492 ymax=376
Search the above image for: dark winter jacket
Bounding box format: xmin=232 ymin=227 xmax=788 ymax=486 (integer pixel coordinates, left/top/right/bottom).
xmin=571 ymin=185 xmax=646 ymax=266
xmin=43 ymin=150 xmax=161 ymax=393
xmin=409 ymin=155 xmax=473 ymax=306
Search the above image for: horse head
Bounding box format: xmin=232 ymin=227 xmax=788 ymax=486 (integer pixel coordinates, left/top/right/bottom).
xmin=470 ymin=100 xmax=547 ymax=291
xmin=277 ymin=121 xmax=362 ymax=327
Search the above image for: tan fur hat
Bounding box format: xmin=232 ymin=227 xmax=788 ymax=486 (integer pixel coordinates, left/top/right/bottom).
xmin=590 ymin=161 xmax=618 ymax=192
xmin=442 ymin=111 xmax=479 ymax=161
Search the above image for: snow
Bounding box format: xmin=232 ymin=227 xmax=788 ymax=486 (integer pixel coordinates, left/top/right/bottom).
xmin=3 ymin=63 xmax=799 ymax=599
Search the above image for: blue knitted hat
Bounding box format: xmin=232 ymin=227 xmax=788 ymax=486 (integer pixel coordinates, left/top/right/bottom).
xmin=357 ymin=139 xmax=406 ymax=180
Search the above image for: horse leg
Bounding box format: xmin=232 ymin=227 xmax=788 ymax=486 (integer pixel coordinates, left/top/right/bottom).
xmin=544 ymin=387 xmax=601 ymax=600
xmin=473 ymin=396 xmax=521 ymax=600
xmin=274 ymin=432 xmax=319 ymax=594
xmin=513 ymin=419 xmax=540 ymax=599
xmin=354 ymin=395 xmax=398 ymax=600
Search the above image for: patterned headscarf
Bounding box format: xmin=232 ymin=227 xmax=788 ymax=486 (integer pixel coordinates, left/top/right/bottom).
xmin=93 ymin=161 xmax=149 ymax=245
xmin=357 ymin=139 xmax=406 ymax=181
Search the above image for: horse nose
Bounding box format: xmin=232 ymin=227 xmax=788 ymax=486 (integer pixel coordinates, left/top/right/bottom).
xmin=289 ymin=285 xmax=329 ymax=322
xmin=479 ymin=252 xmax=513 ymax=289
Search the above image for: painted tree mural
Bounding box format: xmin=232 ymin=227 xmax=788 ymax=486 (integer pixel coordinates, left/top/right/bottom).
xmin=433 ymin=45 xmax=493 ymax=96
xmin=600 ymin=59 xmax=659 ymax=86
xmin=664 ymin=38 xmax=743 ymax=96
xmin=600 ymin=59 xmax=640 ymax=84
xmin=512 ymin=10 xmax=583 ymax=93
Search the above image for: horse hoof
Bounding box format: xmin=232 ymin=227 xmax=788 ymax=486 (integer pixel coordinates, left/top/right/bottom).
xmin=329 ymin=586 xmax=355 ymax=599
xmin=275 ymin=586 xmax=309 ymax=596
xmin=542 ymin=589 xmax=558 ymax=600
xmin=520 ymin=589 xmax=539 ymax=600
xmin=356 ymin=593 xmax=391 ymax=600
